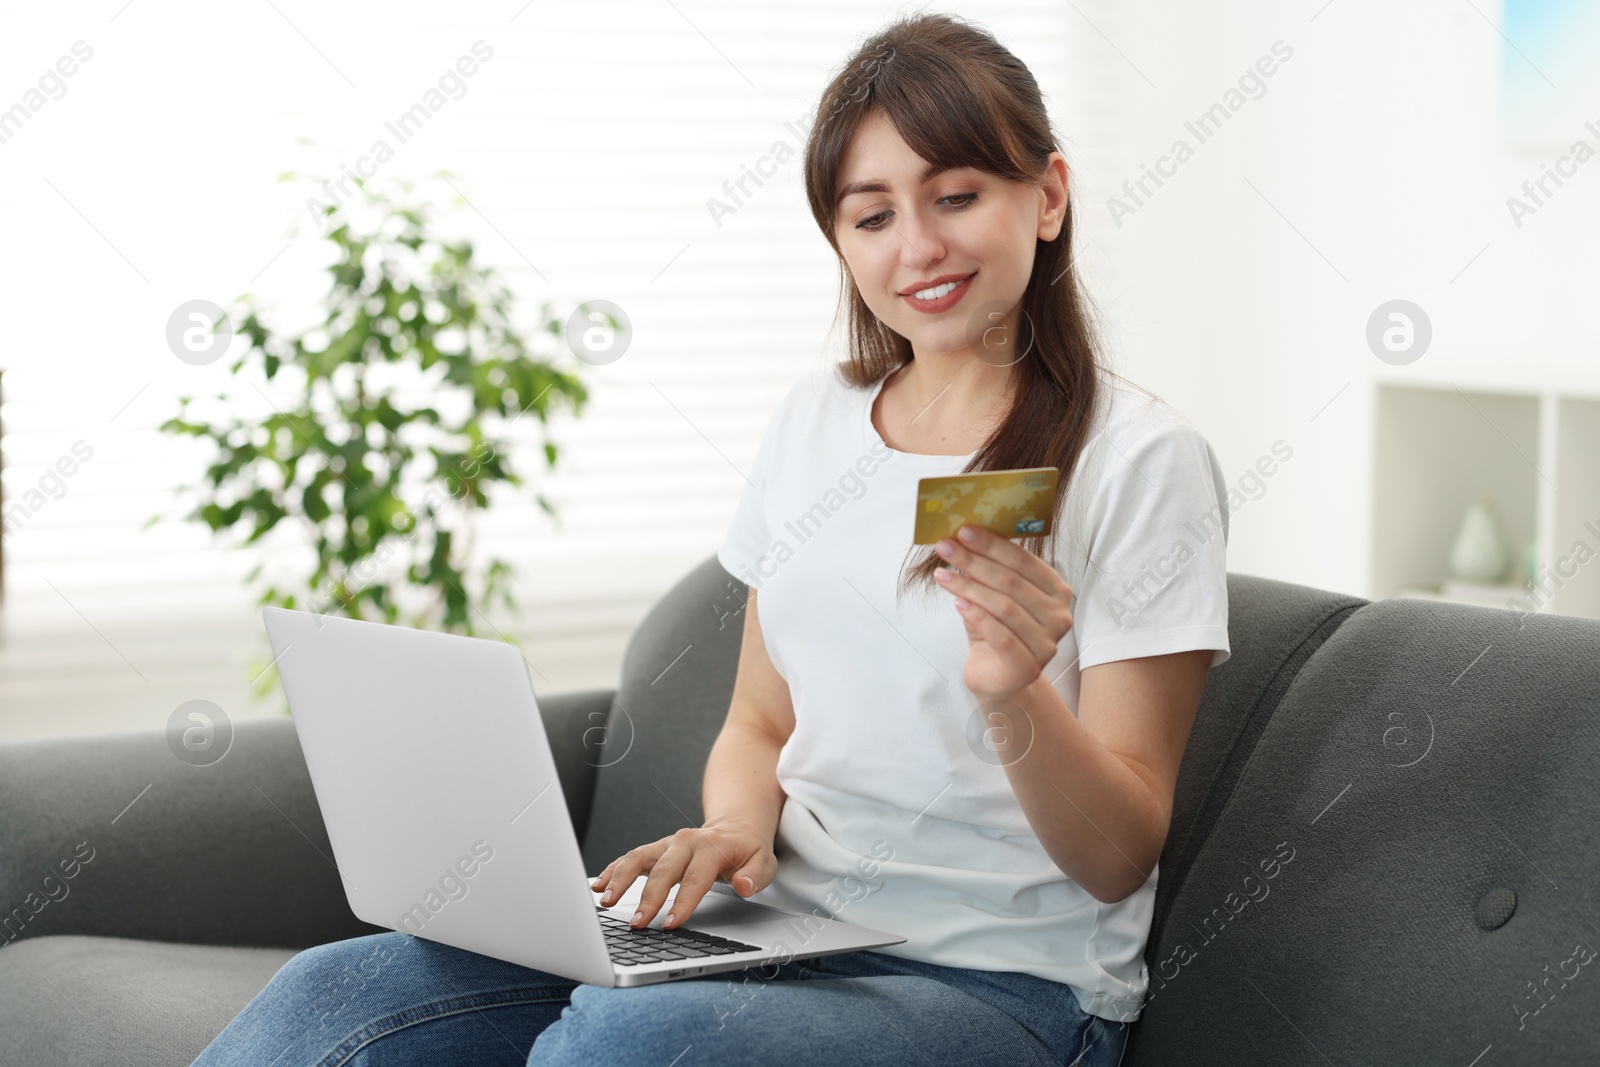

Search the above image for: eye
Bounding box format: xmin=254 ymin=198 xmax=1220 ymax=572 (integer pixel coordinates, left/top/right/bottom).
xmin=851 ymin=192 xmax=972 ymax=231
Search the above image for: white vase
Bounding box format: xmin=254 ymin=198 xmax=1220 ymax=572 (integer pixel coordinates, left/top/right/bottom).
xmin=1448 ymin=498 xmax=1509 ymax=582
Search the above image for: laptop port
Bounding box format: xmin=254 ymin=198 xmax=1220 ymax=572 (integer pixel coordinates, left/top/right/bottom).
xmin=668 ymin=969 xmax=685 ymax=978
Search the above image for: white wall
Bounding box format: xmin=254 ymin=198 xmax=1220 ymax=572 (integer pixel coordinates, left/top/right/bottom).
xmin=0 ymin=0 xmax=1084 ymax=738
xmin=3 ymin=0 xmax=1587 ymax=740
xmin=1076 ymin=0 xmax=1599 ymax=597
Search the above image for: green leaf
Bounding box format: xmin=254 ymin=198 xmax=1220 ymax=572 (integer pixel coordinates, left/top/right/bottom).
xmin=150 ymin=173 xmax=593 ymax=652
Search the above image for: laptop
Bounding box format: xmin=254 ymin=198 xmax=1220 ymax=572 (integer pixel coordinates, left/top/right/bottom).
xmin=261 ymin=606 xmax=905 ymax=987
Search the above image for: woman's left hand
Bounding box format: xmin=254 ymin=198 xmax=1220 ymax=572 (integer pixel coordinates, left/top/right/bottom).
xmin=934 ymin=524 xmax=1074 ymax=704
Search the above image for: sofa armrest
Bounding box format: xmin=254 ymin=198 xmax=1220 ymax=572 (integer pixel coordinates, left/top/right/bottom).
xmin=0 ymin=687 xmax=616 ymax=951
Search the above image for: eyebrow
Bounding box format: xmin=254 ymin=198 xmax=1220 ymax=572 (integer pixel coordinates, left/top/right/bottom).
xmin=836 ymin=161 xmax=955 ymax=206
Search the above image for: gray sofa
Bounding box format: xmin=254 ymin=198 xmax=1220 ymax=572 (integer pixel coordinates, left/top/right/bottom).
xmin=2 ymin=555 xmax=1597 ymax=1065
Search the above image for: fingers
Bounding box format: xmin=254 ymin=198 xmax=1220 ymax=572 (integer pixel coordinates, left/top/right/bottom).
xmin=656 ymin=847 xmax=729 ymax=930
xmin=631 ymin=827 xmax=702 ymax=927
xmin=952 ymin=524 xmax=1064 ymax=592
xmin=956 ymin=603 xmax=1030 ymax=672
xmin=935 ymin=531 xmax=1072 ymax=659
xmin=938 ymin=526 xmax=1072 ymax=614
xmin=589 ymin=859 xmax=618 ymax=893
xmin=661 ymin=833 xmax=779 ymax=927
xmin=948 ymin=575 xmax=1058 ymax=665
xmin=590 ymin=836 xmax=670 ymax=908
xmin=595 ymin=828 xmax=778 ymax=930
xmin=731 ymin=846 xmax=778 ymax=896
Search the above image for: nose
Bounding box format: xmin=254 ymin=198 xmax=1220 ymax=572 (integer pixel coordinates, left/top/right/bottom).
xmin=896 ymin=205 xmax=946 ymax=273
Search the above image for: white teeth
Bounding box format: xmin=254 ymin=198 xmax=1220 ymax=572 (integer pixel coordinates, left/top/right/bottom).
xmin=911 ymin=278 xmax=964 ymax=301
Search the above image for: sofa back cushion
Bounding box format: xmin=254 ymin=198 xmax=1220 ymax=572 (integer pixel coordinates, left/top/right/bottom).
xmin=1149 ymin=574 xmax=1365 ymax=953
xmin=579 ymin=561 xmax=1363 ymax=918
xmin=1126 ymin=598 xmax=1600 ymax=1064
xmin=0 ymin=718 xmax=387 ymax=949
xmin=579 ymin=555 xmax=749 ymax=874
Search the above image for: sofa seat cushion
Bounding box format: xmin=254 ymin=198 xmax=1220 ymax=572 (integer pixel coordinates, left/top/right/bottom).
xmin=0 ymin=935 xmax=295 ymax=1067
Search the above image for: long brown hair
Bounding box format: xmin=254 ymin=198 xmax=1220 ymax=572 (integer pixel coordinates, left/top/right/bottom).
xmin=803 ymin=13 xmax=1119 ymax=603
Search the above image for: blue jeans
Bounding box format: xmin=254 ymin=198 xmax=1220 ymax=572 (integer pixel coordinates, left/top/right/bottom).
xmin=190 ymin=932 xmax=1130 ymax=1066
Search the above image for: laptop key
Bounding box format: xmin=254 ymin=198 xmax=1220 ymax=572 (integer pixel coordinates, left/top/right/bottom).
xmin=600 ymin=918 xmax=762 ymax=962
xmin=647 ymin=947 xmax=693 ymax=960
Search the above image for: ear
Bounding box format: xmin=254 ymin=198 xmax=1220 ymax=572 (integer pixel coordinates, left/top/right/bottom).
xmin=1036 ymin=153 xmax=1069 ymax=242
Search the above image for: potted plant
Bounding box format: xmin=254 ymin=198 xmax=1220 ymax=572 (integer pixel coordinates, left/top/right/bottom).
xmin=155 ymin=173 xmax=601 ymax=696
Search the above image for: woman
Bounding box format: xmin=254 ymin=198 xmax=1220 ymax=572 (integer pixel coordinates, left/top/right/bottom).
xmin=193 ymin=12 xmax=1228 ymax=1067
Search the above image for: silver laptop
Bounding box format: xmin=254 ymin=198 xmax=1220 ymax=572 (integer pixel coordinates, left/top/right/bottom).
xmin=261 ymin=606 xmax=904 ymax=987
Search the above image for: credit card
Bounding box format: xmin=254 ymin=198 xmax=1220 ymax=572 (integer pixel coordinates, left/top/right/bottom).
xmin=913 ymin=466 xmax=1060 ymax=545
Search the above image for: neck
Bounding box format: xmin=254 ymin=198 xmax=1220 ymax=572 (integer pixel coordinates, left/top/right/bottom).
xmin=893 ymin=351 xmax=1017 ymax=421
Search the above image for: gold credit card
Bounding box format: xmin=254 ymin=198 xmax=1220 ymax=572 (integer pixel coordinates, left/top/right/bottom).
xmin=913 ymin=466 xmax=1059 ymax=545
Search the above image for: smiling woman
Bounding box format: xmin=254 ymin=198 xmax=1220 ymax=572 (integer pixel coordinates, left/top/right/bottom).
xmin=800 ymin=26 xmax=1112 ymax=589
xmin=705 ymin=8 xmax=1232 ymax=1056
xmin=190 ymin=14 xmax=1222 ymax=1067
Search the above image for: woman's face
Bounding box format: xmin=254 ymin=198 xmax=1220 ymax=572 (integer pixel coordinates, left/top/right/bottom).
xmin=833 ymin=108 xmax=1067 ymax=364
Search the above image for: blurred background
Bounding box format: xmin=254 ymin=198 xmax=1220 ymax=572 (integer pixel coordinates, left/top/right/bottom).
xmin=2 ymin=0 xmax=1596 ymax=741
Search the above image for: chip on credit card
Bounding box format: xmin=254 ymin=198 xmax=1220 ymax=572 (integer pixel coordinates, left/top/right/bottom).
xmin=913 ymin=466 xmax=1060 ymax=545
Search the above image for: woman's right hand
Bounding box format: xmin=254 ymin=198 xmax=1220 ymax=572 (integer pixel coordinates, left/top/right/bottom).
xmin=589 ymin=820 xmax=777 ymax=931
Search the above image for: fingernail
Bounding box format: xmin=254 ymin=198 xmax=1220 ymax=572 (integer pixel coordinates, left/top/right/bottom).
xmin=631 ymin=910 xmax=644 ymax=925
xmin=664 ymin=911 xmax=676 ymax=927
xmin=958 ymin=526 xmax=977 ymax=542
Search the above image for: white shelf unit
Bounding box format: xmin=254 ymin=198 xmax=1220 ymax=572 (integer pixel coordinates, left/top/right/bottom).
xmin=1372 ymin=375 xmax=1600 ymax=622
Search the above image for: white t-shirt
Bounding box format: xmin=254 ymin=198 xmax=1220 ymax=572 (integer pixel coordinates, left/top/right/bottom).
xmin=715 ymin=363 xmax=1230 ymax=1022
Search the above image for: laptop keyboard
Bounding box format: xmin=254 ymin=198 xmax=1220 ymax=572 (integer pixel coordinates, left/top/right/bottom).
xmin=597 ymin=912 xmax=762 ymax=965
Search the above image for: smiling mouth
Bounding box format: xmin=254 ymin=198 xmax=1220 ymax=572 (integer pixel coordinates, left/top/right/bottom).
xmin=901 ymin=272 xmax=976 ymax=312
xmin=902 ymin=273 xmax=972 ymax=302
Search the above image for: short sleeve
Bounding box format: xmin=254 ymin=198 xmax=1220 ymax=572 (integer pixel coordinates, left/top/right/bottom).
xmin=716 ymin=405 xmax=784 ymax=590
xmin=1070 ymin=420 xmax=1231 ymax=670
